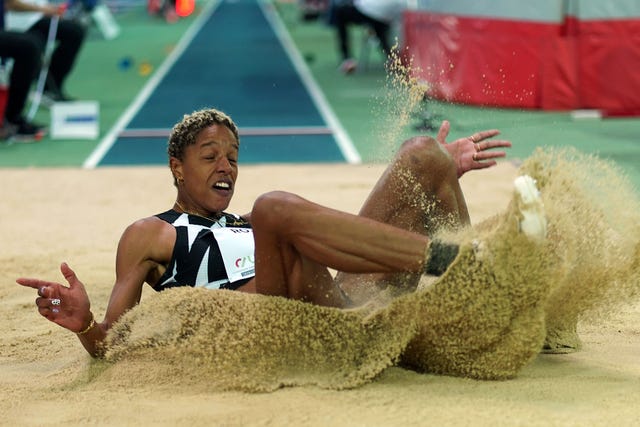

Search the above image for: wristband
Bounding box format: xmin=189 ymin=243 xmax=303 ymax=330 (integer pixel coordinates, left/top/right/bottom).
xmin=76 ymin=313 xmax=96 ymax=335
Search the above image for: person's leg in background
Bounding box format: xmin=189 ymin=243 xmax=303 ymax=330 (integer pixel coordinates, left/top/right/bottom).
xmin=0 ymin=31 xmax=45 ymax=141
xmin=367 ymin=17 xmax=391 ymax=60
xmin=26 ymin=17 xmax=86 ymax=101
xmin=332 ymin=0 xmax=367 ymax=74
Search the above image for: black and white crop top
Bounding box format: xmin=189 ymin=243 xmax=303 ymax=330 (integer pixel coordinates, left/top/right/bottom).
xmin=152 ymin=209 xmax=255 ymax=291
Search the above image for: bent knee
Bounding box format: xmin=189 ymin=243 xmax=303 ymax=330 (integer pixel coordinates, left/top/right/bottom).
xmin=59 ymin=21 xmax=87 ymax=42
xmin=397 ymin=136 xmax=456 ymax=178
xmin=251 ymin=191 xmax=302 ymax=228
xmin=14 ymin=34 xmax=43 ymax=58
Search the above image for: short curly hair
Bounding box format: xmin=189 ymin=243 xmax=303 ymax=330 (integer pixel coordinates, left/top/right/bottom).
xmin=167 ymin=108 xmax=240 ymax=161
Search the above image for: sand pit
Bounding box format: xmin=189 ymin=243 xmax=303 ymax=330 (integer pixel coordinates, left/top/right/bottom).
xmin=2 ymin=154 xmax=639 ymax=426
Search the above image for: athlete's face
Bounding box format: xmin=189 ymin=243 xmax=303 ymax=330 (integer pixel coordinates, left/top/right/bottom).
xmin=171 ymin=124 xmax=239 ymax=215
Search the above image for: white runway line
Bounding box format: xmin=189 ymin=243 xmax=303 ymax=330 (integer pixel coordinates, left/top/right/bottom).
xmin=260 ymin=0 xmax=361 ymax=164
xmin=83 ymin=0 xmax=222 ymax=168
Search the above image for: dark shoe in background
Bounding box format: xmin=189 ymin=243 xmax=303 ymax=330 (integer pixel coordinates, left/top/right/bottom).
xmin=4 ymin=116 xmax=46 ymax=143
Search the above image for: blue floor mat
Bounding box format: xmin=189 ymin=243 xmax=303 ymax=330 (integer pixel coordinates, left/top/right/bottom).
xmin=100 ymin=0 xmax=344 ymax=165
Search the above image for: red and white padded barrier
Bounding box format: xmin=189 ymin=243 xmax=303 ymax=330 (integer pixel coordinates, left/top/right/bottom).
xmin=403 ymin=0 xmax=640 ymax=112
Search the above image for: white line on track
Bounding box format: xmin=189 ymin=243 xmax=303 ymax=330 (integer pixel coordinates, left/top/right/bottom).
xmin=259 ymin=0 xmax=361 ymax=164
xmin=83 ymin=0 xmax=222 ymax=168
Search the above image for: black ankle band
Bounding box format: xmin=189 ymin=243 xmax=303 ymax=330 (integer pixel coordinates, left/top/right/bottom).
xmin=424 ymin=239 xmax=459 ymax=276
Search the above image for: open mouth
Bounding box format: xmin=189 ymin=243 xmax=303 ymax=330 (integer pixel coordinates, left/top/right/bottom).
xmin=213 ymin=181 xmax=232 ymax=192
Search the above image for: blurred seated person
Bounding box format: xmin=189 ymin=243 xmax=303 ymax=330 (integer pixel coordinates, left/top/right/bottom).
xmin=0 ymin=0 xmax=46 ymax=141
xmin=6 ymin=0 xmax=86 ymax=103
xmin=330 ymin=0 xmax=406 ymax=74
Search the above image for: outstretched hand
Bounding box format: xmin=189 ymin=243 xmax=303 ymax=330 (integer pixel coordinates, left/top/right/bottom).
xmin=16 ymin=262 xmax=92 ymax=333
xmin=436 ymin=120 xmax=512 ymax=178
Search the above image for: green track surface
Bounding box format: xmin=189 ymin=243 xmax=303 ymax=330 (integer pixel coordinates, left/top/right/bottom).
xmin=0 ymin=5 xmax=191 ymax=166
xmin=278 ymin=3 xmax=640 ymax=191
xmin=1 ymin=0 xmax=638 ymax=193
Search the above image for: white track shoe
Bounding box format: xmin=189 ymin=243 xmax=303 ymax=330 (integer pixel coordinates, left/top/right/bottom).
xmin=514 ymin=175 xmax=547 ymax=239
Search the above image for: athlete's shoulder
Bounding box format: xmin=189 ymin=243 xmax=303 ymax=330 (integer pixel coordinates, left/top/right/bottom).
xmin=115 ymin=215 xmax=175 ymax=261
xmin=155 ymin=209 xmax=181 ymax=224
xmin=124 ymin=214 xmax=172 ymax=237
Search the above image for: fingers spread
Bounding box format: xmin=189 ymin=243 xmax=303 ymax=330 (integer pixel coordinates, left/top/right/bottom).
xmin=474 ymin=129 xmax=500 ymax=141
xmin=483 ymin=150 xmax=507 ymax=159
xmin=482 ymin=139 xmax=512 ymax=150
xmin=436 ymin=120 xmax=450 ymax=144
xmin=60 ymin=262 xmax=81 ymax=289
xmin=471 ymin=153 xmax=497 ymax=168
xmin=16 ymin=277 xmax=54 ymax=290
xmin=475 ymin=150 xmax=507 ymax=163
xmin=35 ymin=296 xmax=49 ymax=309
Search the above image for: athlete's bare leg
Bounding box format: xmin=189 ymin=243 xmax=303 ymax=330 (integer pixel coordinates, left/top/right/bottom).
xmin=249 ymin=190 xmax=432 ymax=307
xmin=248 ymin=136 xmax=467 ymax=308
xmin=336 ymin=136 xmax=470 ymax=304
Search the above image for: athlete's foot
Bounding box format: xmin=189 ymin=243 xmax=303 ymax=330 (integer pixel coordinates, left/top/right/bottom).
xmin=404 ymin=175 xmax=554 ymax=379
xmin=422 ymin=175 xmax=547 ymax=277
xmin=514 ymin=175 xmax=547 ymax=240
xmin=542 ymin=327 xmax=582 ymax=354
xmin=514 ymin=175 xmax=579 ymax=354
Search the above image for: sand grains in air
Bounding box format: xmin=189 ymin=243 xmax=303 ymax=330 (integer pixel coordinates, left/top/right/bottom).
xmin=100 ymin=148 xmax=640 ymax=392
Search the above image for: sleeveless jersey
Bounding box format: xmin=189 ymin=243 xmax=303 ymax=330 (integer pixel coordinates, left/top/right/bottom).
xmin=153 ymin=209 xmax=255 ymax=291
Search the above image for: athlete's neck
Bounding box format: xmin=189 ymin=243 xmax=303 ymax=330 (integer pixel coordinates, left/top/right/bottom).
xmin=174 ymin=200 xmax=221 ymax=221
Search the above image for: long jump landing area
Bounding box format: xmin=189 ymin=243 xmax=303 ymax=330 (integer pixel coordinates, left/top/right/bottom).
xmin=86 ymin=0 xmax=358 ymax=167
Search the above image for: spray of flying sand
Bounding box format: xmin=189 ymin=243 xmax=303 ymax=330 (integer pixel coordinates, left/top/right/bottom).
xmin=369 ymin=47 xmax=430 ymax=161
xmin=92 ymin=56 xmax=640 ymax=392
xmin=519 ymin=147 xmax=640 ymax=352
xmin=100 ymin=171 xmax=555 ymax=390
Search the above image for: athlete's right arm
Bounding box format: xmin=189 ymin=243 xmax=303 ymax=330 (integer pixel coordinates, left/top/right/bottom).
xmin=77 ymin=217 xmax=174 ymax=356
xmin=17 ymin=217 xmax=173 ymax=357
